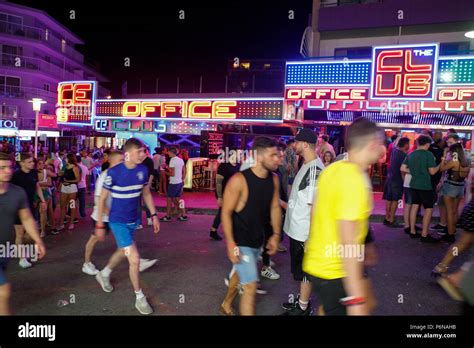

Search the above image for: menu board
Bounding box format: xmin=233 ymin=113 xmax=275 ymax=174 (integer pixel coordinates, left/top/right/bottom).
xmin=200 ymin=131 xmax=224 ymax=159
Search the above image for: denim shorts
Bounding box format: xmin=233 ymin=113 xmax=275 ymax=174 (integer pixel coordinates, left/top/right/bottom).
xmin=232 ymin=246 xmax=260 ymax=285
xmin=109 ymin=222 xmax=138 ymax=249
xmin=167 ymin=183 xmax=183 ymax=198
xmin=440 ymin=181 xmax=465 ymax=199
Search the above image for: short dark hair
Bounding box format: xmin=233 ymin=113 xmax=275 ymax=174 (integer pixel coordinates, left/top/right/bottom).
xmin=124 ymin=138 xmax=145 ymax=152
xmin=447 ymin=133 xmax=460 ymax=142
xmin=168 ymin=146 xmax=178 ymax=155
xmin=397 ymin=137 xmax=410 ymax=149
xmin=66 ymin=153 xmax=77 ymax=165
xmin=251 ymin=136 xmax=277 ymax=153
xmin=448 ymin=128 xmax=457 ymax=134
xmin=391 ymin=134 xmax=398 ymax=142
xmin=76 ymin=155 xmax=82 ymax=163
xmin=345 ymin=118 xmax=378 ymax=151
xmin=321 ymin=134 xmax=329 ymax=142
xmin=20 ymin=153 xmax=33 ymax=162
xmin=287 ymin=139 xmax=295 ymax=145
xmin=417 ymin=135 xmax=432 ymax=146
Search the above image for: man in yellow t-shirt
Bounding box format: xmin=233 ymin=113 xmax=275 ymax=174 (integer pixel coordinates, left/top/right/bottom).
xmin=303 ymin=117 xmax=384 ymax=315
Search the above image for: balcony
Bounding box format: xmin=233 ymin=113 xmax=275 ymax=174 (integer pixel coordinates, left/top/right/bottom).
xmin=0 ymin=53 xmax=83 ymax=80
xmin=0 ymin=20 xmax=84 ymax=63
xmin=0 ymin=84 xmax=57 ymax=104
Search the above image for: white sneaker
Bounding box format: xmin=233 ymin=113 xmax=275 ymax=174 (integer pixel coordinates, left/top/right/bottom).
xmin=147 ymin=218 xmax=153 ymax=226
xmin=56 ymin=224 xmax=65 ymax=231
xmin=261 ymin=266 xmax=280 ymax=280
xmin=96 ymin=272 xmax=114 ymax=293
xmin=135 ymin=296 xmax=153 ymax=315
xmin=82 ymin=262 xmax=99 ymax=275
xmin=68 ymin=224 xmax=74 ymax=230
xmin=19 ymin=258 xmax=33 ymax=269
xmin=136 ymin=224 xmax=143 ymax=230
xmin=139 ymin=258 xmax=157 ymax=272
xmin=40 ymin=231 xmax=46 ymax=238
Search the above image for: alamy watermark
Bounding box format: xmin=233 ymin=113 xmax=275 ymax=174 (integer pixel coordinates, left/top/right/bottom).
xmin=0 ymin=242 xmax=39 ymax=262
xmin=324 ymin=242 xmax=365 ymax=262
xmin=217 ymin=147 xmax=257 ymax=166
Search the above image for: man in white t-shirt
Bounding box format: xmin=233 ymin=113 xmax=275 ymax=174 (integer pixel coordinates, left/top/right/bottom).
xmin=82 ymin=151 xmax=157 ymax=275
xmin=160 ymin=147 xmax=187 ymax=222
xmin=281 ymin=129 xmax=325 ymax=316
xmin=77 ymin=156 xmax=89 ymax=219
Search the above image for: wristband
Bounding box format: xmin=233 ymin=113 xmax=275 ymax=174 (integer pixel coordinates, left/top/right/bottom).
xmin=96 ymin=225 xmax=106 ymax=229
xmin=151 ymin=213 xmax=157 ymax=218
xmin=339 ymin=296 xmax=366 ymax=306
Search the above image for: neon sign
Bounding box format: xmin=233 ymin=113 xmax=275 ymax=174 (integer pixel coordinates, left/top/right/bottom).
xmin=95 ymin=119 xmax=168 ymax=133
xmin=56 ymin=81 xmax=96 ymax=126
xmin=371 ymin=44 xmax=439 ymax=100
xmin=95 ymin=98 xmax=283 ymax=123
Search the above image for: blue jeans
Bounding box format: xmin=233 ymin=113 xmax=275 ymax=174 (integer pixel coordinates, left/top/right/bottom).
xmin=77 ymin=188 xmax=86 ymax=218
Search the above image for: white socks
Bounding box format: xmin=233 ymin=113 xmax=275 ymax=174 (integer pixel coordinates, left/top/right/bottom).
xmin=135 ymin=289 xmax=145 ymax=300
xmin=299 ymin=299 xmax=309 ymax=311
xmin=101 ymin=266 xmax=112 ymax=277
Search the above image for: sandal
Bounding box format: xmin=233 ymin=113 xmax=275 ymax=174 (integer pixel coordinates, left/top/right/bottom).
xmin=219 ymin=304 xmax=236 ymax=316
xmin=431 ymin=263 xmax=448 ymax=278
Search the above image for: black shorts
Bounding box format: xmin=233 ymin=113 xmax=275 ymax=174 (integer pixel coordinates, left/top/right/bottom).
xmin=91 ymin=220 xmax=111 ymax=235
xmin=309 ymin=276 xmax=347 ymax=316
xmin=289 ymin=237 xmax=310 ymax=282
xmin=411 ymin=189 xmax=435 ymax=209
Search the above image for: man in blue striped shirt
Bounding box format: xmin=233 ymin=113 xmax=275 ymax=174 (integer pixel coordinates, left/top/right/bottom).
xmin=95 ymin=138 xmax=160 ymax=315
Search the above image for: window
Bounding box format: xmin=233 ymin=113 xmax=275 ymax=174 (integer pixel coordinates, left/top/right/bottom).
xmin=61 ymin=39 xmax=66 ymax=53
xmin=0 ymin=12 xmax=24 ymax=34
xmin=0 ymin=75 xmax=21 ymax=97
xmin=1 ymin=105 xmax=18 ymax=118
xmin=440 ymin=42 xmax=470 ymax=55
xmin=1 ymin=45 xmax=23 ymax=66
xmin=264 ymin=63 xmax=271 ymax=69
xmin=43 ymin=83 xmax=50 ymax=92
xmin=334 ymin=46 xmax=372 ymax=59
xmin=45 ymin=29 xmax=49 ymax=41
xmin=241 ymin=62 xmax=251 ymax=69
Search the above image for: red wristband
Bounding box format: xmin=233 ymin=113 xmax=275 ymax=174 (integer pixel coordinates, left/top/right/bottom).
xmin=339 ymin=296 xmax=366 ymax=306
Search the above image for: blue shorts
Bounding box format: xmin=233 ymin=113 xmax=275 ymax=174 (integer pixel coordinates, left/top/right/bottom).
xmin=109 ymin=222 xmax=138 ymax=249
xmin=0 ymin=258 xmax=9 ymax=286
xmin=167 ymin=183 xmax=183 ymax=198
xmin=383 ymin=180 xmax=403 ymax=201
xmin=232 ymin=246 xmax=260 ymax=285
xmin=440 ymin=182 xmax=465 ymax=199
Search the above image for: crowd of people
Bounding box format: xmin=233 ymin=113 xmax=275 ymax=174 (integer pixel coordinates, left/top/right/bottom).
xmin=0 ymin=122 xmax=473 ymax=316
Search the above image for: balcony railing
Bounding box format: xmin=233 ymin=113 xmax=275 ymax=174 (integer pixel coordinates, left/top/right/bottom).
xmin=0 ymin=20 xmax=84 ymax=63
xmin=0 ymin=84 xmax=57 ymax=103
xmin=0 ymin=53 xmax=84 ymax=79
xmin=0 ymin=53 xmax=84 ymax=80
xmin=321 ymin=0 xmax=382 ymax=7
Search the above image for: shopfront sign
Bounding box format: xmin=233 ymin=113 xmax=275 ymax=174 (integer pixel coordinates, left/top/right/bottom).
xmin=0 ymin=120 xmax=17 ymax=129
xmin=95 ymin=98 xmax=283 ymax=123
xmin=56 ymin=81 xmax=96 ymax=126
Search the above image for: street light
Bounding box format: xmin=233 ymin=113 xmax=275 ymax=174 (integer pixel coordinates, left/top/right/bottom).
xmin=465 ymin=31 xmax=474 ymax=39
xmin=28 ymin=98 xmax=46 ymax=158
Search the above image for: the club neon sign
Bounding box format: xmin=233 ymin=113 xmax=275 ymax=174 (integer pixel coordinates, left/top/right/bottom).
xmin=370 ymin=44 xmax=439 ymax=100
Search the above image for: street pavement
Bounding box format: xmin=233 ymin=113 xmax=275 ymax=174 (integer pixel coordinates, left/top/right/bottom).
xmin=7 ymin=193 xmax=468 ymax=316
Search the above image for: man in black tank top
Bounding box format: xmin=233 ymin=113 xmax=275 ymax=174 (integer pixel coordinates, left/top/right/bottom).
xmin=219 ymin=137 xmax=282 ymax=315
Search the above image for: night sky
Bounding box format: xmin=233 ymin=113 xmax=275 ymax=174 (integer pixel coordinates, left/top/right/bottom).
xmin=11 ymin=0 xmax=313 ymax=96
